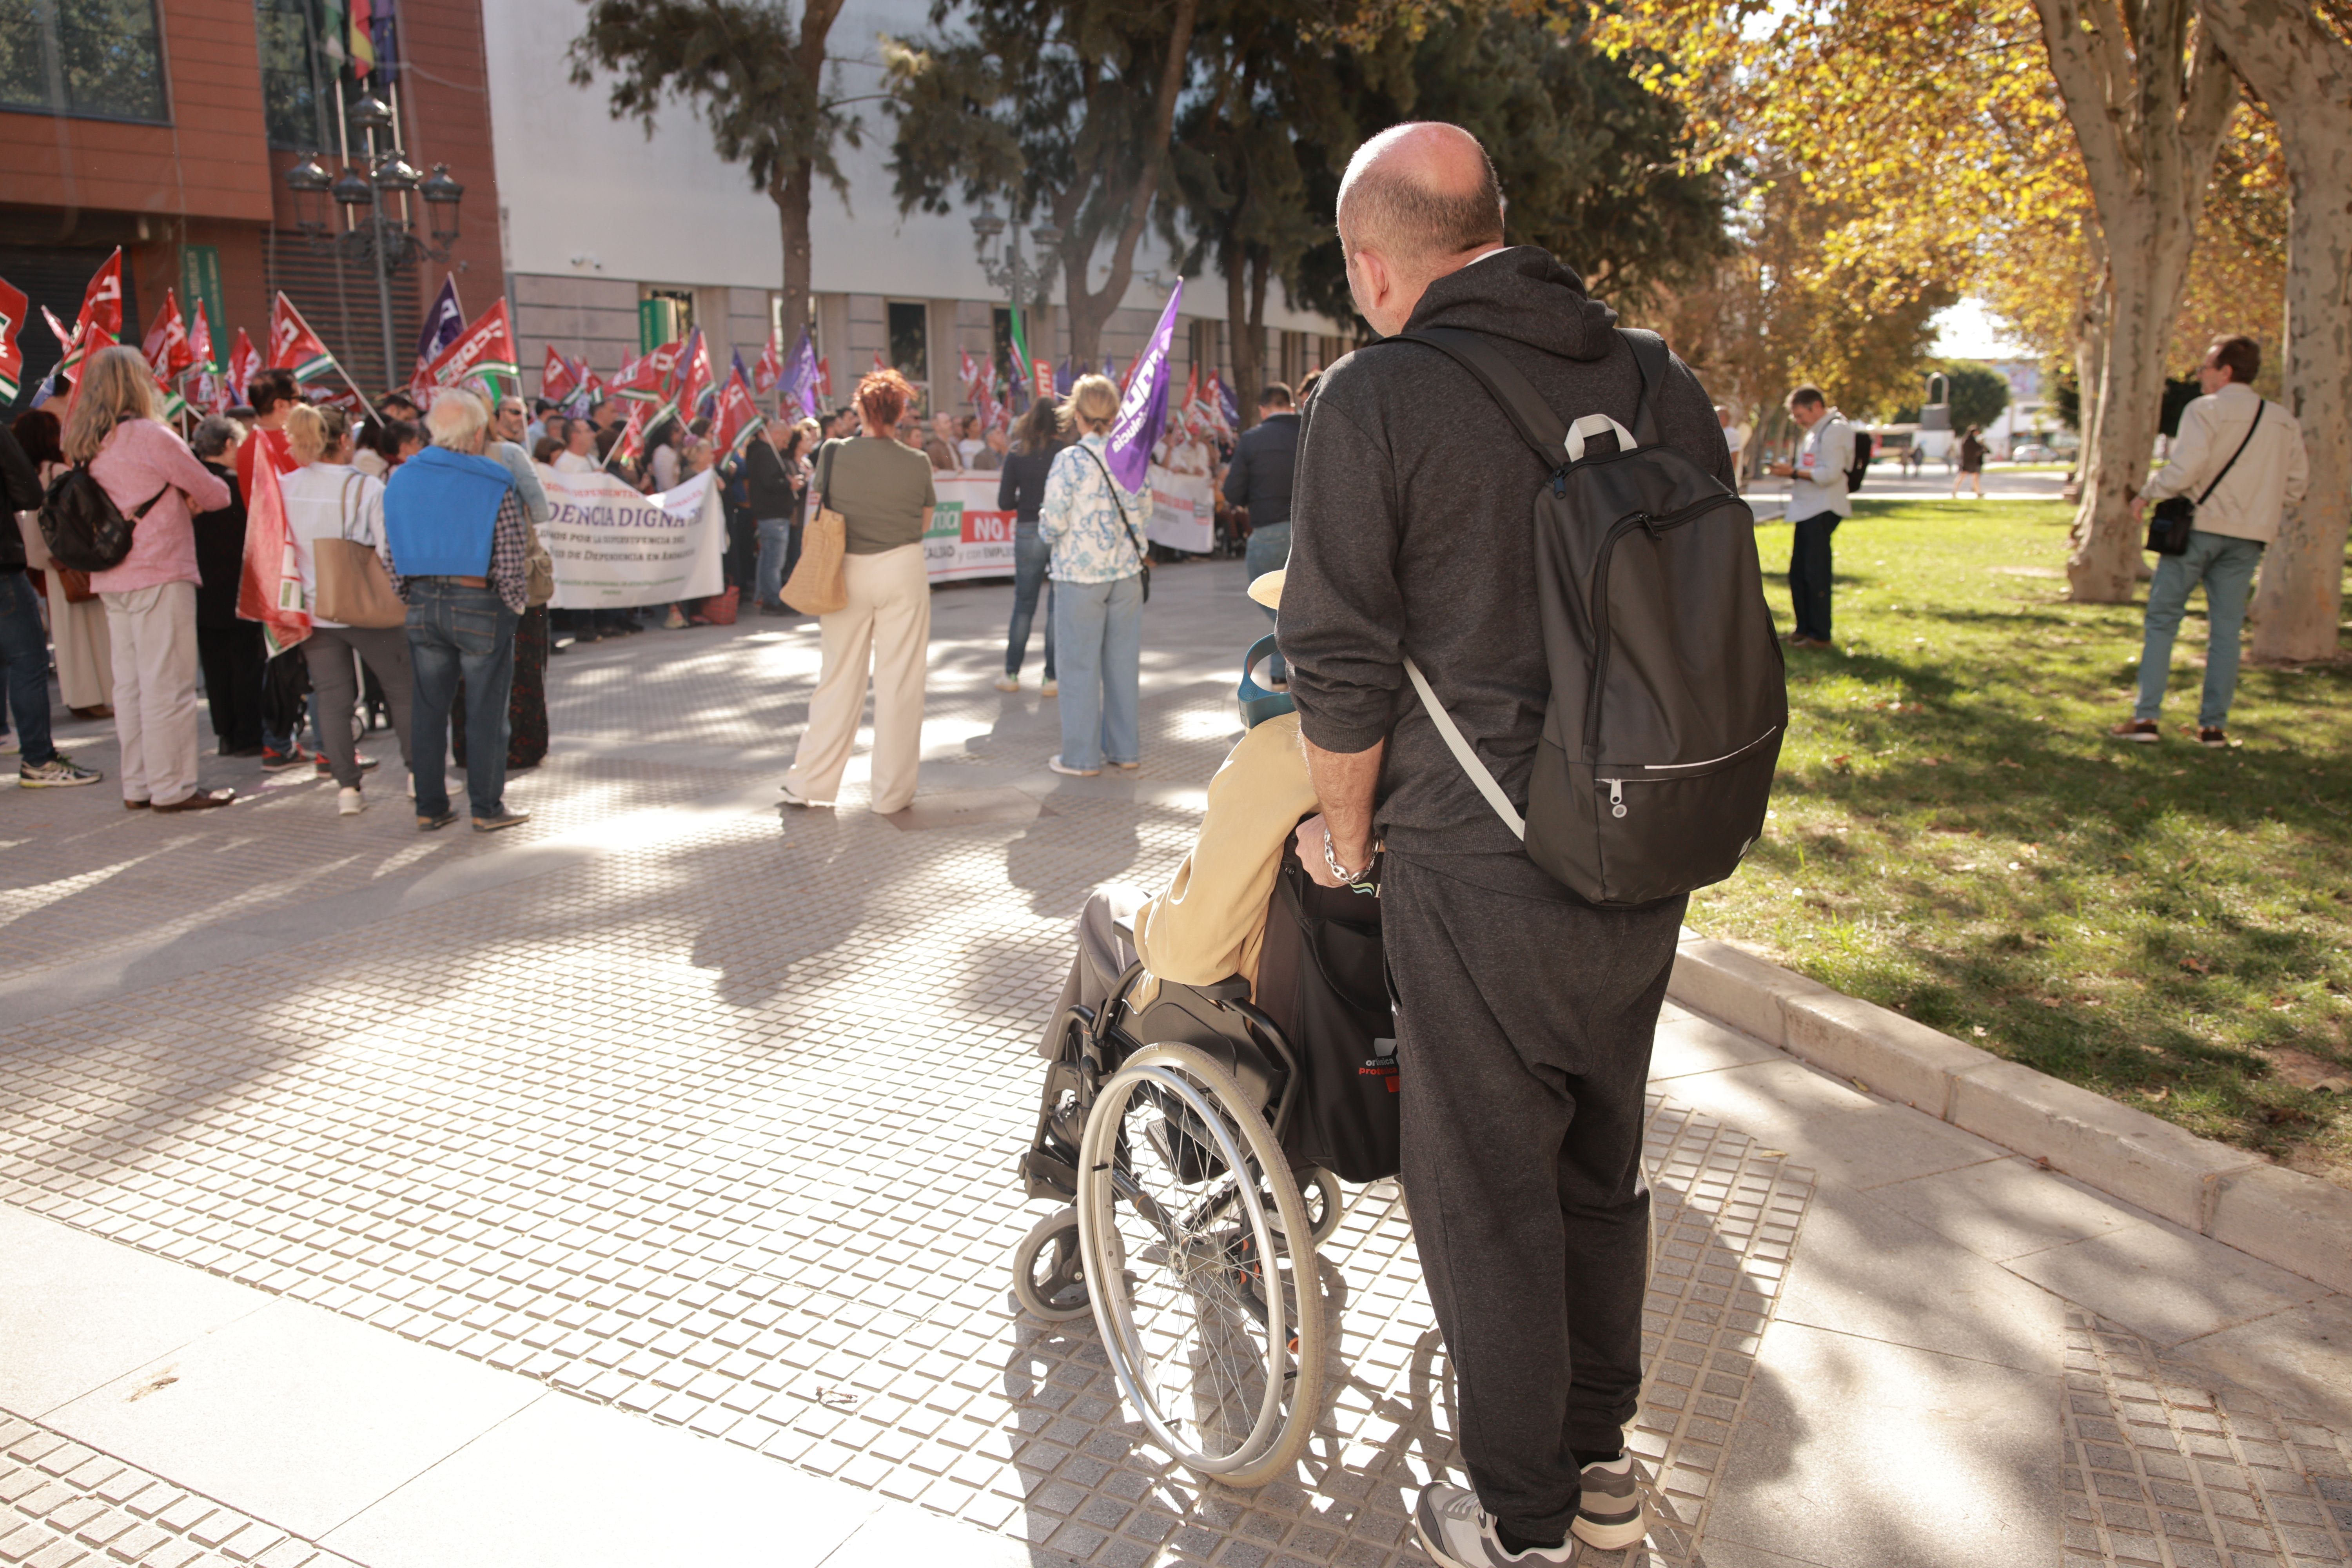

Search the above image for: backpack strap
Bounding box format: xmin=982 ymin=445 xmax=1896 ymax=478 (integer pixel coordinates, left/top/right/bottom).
xmin=1387 ymin=328 xmax=1568 ymax=465
xmin=1616 ymin=328 xmax=1668 ymax=448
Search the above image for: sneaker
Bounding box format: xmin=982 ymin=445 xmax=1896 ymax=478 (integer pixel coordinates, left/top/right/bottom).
xmin=2109 ymin=718 xmax=2160 ymax=743
xmin=319 ymin=753 xmax=381 ymax=775
xmin=473 ymin=810 xmax=531 ymax=833
xmin=1572 ymin=1454 xmax=1644 ymax=1551
xmin=18 ymin=757 xmax=101 ymax=788
xmin=260 ymin=745 xmax=312 ymax=771
xmin=1040 ymin=678 xmax=1058 ymax=697
xmin=995 ymin=674 xmax=1021 ymax=692
xmin=2196 ymin=726 xmax=2229 ymax=748
xmin=1413 ymin=1482 xmax=1579 ymax=1566
xmin=1047 ymin=755 xmax=1100 ymax=778
xmin=338 ymin=786 xmax=367 ymax=816
xmin=1114 ymin=760 xmax=1141 ymax=771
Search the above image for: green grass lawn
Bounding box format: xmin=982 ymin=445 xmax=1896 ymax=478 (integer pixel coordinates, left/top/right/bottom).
xmin=1696 ymin=496 xmax=2352 ymax=1185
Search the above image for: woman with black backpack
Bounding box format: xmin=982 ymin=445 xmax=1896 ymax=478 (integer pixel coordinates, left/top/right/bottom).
xmin=64 ymin=346 xmax=236 ymax=812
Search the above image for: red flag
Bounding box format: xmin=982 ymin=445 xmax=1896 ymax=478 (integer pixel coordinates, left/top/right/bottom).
xmin=143 ymin=289 xmax=196 ymax=381
xmin=72 ymin=249 xmax=125 ymax=350
xmin=604 ymin=400 xmax=650 ymax=470
xmin=815 ymin=356 xmax=831 ymax=400
xmin=712 ymin=371 xmax=764 ymax=457
xmin=187 ymin=299 xmax=216 ymax=373
xmin=418 ymin=299 xmax=520 ymax=394
xmin=753 ymin=339 xmax=783 ymax=396
xmin=541 ymin=343 xmax=579 ymax=402
xmin=268 ymin=293 xmax=337 ymax=381
xmin=669 ymin=329 xmax=713 ymax=415
xmin=237 ymin=446 xmax=311 ymax=656
xmin=871 ymin=351 xmax=887 ymax=376
xmin=616 ymin=340 xmax=678 ymax=403
xmin=0 ymin=276 xmax=24 ymax=405
xmin=575 ymin=370 xmax=606 ymax=410
xmin=227 ymin=329 xmax=261 ymax=405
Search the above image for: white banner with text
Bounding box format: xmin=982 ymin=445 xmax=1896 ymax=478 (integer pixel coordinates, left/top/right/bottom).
xmin=541 ymin=467 xmax=727 ymax=609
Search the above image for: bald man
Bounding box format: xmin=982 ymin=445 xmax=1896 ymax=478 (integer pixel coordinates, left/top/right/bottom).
xmin=1278 ymin=122 xmax=1737 ymax=1568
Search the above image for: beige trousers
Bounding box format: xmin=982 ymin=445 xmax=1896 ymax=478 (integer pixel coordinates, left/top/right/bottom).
xmin=102 ymin=582 xmax=202 ymax=806
xmin=784 ymin=543 xmax=931 ymax=813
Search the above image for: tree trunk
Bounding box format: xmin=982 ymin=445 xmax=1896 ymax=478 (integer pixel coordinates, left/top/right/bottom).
xmin=773 ymin=158 xmax=815 ymax=356
xmin=1225 ymin=233 xmax=1259 ymax=428
xmin=2200 ymin=0 xmax=2352 ymax=662
xmin=1243 ymin=248 xmax=1270 ymax=427
xmin=2031 ymin=0 xmax=2235 ymax=601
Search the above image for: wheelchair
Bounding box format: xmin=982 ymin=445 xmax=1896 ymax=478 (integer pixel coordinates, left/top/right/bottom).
xmin=1010 ymin=633 xmax=1347 ymax=1488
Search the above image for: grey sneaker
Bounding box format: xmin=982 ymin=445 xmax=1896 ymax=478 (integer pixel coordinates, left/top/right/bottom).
xmin=1572 ymin=1454 xmax=1645 ymax=1550
xmin=1413 ymin=1482 xmax=1579 ymax=1566
xmin=18 ymin=756 xmax=102 ymax=788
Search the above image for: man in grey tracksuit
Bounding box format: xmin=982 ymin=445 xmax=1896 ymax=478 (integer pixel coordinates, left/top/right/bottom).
xmin=1278 ymin=122 xmax=1735 ymax=1568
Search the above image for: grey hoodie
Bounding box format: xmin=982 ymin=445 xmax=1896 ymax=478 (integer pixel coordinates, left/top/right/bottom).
xmin=1279 ymin=247 xmax=1736 ymax=861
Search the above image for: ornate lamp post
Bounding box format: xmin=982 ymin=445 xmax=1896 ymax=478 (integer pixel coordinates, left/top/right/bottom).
xmin=971 ymin=201 xmax=1062 ymax=391
xmin=284 ymin=93 xmax=465 ymax=393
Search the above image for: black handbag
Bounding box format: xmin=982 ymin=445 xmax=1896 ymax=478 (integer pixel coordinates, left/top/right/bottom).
xmin=1076 ymin=443 xmax=1151 ymax=603
xmin=2148 ymin=401 xmax=2263 ymax=557
xmin=1258 ymin=840 xmax=1399 ymax=1183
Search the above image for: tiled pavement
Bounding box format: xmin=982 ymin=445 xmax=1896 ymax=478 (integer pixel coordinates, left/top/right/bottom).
xmin=4 ymin=557 xmax=2348 ymax=1568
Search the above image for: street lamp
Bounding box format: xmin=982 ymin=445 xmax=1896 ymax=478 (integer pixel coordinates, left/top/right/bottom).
xmin=283 ymin=92 xmax=466 ymax=397
xmin=971 ymin=200 xmax=1061 ymax=389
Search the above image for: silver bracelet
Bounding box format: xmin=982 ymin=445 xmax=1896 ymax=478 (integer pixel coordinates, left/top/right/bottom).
xmin=1321 ymin=824 xmax=1367 ymax=886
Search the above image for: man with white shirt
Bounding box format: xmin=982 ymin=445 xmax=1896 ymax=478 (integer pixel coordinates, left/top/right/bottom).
xmin=1765 ymin=385 xmax=1853 ymax=649
xmin=2115 ymin=335 xmax=2308 ymax=747
xmin=553 ymin=417 xmax=599 ymax=474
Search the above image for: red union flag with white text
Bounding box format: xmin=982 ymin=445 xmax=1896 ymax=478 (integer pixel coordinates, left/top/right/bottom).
xmin=541 ymin=343 xmax=579 ymax=403
xmin=615 ymin=340 xmax=678 ymax=403
xmin=712 ymin=371 xmax=763 ymax=457
xmin=143 ymin=289 xmax=196 ymax=381
xmin=227 ymin=328 xmax=261 ymax=405
xmin=419 ymin=299 xmax=520 ymax=393
xmin=0 ymin=276 xmax=25 ymax=404
xmin=268 ymin=293 xmax=337 ymax=381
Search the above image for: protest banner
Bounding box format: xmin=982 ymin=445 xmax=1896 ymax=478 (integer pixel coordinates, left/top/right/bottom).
xmin=922 ymin=473 xmax=1018 ymax=583
xmin=1146 ymin=466 xmax=1216 ymax=554
xmin=538 ymin=466 xmax=727 ymax=609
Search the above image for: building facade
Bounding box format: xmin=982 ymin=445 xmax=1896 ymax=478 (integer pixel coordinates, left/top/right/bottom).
xmin=482 ymin=0 xmax=1347 ymax=418
xmin=1 ymin=0 xmax=503 ymax=411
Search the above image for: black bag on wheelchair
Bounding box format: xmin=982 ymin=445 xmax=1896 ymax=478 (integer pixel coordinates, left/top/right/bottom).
xmin=1255 ymin=842 xmax=1399 ymax=1183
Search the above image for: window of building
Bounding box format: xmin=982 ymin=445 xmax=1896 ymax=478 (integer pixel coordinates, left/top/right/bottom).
xmin=254 ymin=0 xmax=336 ymax=151
xmin=887 ymin=301 xmax=927 ymax=385
xmin=0 ymin=0 xmax=171 ymax=123
xmin=641 ymin=289 xmax=695 ymax=352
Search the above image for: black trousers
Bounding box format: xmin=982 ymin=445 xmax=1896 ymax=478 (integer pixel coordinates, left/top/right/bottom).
xmin=195 ymin=622 xmax=266 ymax=753
xmin=1788 ymin=510 xmax=1839 ymax=641
xmin=1382 ymin=850 xmax=1685 ymax=1541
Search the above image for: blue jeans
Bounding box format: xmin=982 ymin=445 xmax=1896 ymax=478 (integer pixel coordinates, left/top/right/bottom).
xmin=2136 ymin=530 xmax=2265 ymax=728
xmin=1006 ymin=523 xmax=1056 ymax=679
xmin=405 ymin=579 xmax=519 ymax=819
xmin=1052 ymin=573 xmax=1143 ymax=770
xmin=1245 ymin=520 xmax=1290 ymax=678
xmin=0 ymin=572 xmax=54 ymax=766
xmin=755 ymin=517 xmax=798 ymax=609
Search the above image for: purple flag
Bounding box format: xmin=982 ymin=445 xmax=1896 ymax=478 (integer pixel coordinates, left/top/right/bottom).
xmin=783 ymin=330 xmax=819 ymax=418
xmin=414 ymin=275 xmax=464 ymax=383
xmin=1106 ymin=280 xmax=1181 ymax=491
xmin=1055 ymin=358 xmax=1073 ymax=395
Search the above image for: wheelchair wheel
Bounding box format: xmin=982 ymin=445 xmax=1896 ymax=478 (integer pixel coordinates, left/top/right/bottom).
xmin=1076 ymin=1041 xmax=1325 ymax=1488
xmin=1012 ymin=1208 xmax=1090 ymax=1321
xmin=1297 ymin=1167 xmax=1344 ymax=1247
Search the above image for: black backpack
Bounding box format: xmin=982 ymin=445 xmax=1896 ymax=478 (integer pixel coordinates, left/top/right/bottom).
xmin=1846 ymin=427 xmax=1874 ymax=492
xmin=38 ymin=467 xmax=167 ymax=573
xmin=1257 ymin=839 xmax=1397 ymax=1183
xmin=1390 ymin=327 xmax=1787 ymax=908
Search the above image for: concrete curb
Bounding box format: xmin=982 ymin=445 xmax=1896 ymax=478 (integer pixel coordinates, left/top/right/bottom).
xmin=1668 ymin=933 xmax=2352 ymax=1295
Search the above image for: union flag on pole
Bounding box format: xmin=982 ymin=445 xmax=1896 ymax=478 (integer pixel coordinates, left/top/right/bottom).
xmin=604 ymin=399 xmax=650 ymax=471
xmin=0 ymin=276 xmax=24 ymax=405
xmin=70 ymin=249 xmax=125 ymax=363
xmin=568 ymin=370 xmax=605 ymax=417
xmin=268 ymin=292 xmax=338 ymax=381
xmin=417 ymin=298 xmax=520 ymax=394
xmin=814 ymin=355 xmax=831 ymax=400
xmin=143 ymin=289 xmax=196 ymax=381
xmin=616 ymin=340 xmax=677 ymax=403
xmin=669 ymin=328 xmax=713 ymax=415
xmin=187 ymin=299 xmax=216 ymax=374
xmin=237 ymin=448 xmax=312 ymax=657
xmin=227 ymin=328 xmax=262 ymax=406
xmin=753 ymin=338 xmax=782 ymax=397
xmin=541 ymin=343 xmax=579 ymax=403
xmin=782 ymin=332 xmax=818 ymax=420
xmin=713 ymin=370 xmax=764 ymax=457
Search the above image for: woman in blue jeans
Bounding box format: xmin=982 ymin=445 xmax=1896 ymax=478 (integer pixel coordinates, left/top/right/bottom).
xmin=1038 ymin=375 xmax=1147 ymax=777
xmin=995 ymin=400 xmax=1063 ymax=693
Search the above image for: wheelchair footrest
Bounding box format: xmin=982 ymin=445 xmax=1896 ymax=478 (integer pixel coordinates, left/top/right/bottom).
xmin=1020 ymin=1149 xmax=1079 ymax=1201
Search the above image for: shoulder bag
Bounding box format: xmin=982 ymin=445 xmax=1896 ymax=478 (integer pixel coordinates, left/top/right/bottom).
xmin=2149 ymin=401 xmax=2263 ymax=557
xmin=312 ymin=472 xmax=409 ymax=627
xmin=782 ymin=439 xmax=849 ymax=615
xmin=1075 ymin=442 xmax=1151 ymax=603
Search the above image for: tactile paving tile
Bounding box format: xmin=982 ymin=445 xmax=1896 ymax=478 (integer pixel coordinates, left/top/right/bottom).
xmin=2062 ymin=1312 xmax=2352 ymax=1568
xmin=1 ymin=560 xmax=1814 ymax=1565
xmin=0 ymin=1409 xmax=362 ymax=1568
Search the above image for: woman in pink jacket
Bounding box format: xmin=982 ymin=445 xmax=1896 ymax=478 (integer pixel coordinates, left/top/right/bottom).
xmin=66 ymin=347 xmax=236 ymax=811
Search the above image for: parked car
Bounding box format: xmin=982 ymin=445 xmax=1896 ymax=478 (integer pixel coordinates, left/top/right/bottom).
xmin=2009 ymin=443 xmax=2057 ymax=463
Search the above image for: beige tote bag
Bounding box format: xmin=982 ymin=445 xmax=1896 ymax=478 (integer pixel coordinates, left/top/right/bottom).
xmin=312 ymin=473 xmax=408 ymax=628
xmin=781 ymin=443 xmax=848 ymax=616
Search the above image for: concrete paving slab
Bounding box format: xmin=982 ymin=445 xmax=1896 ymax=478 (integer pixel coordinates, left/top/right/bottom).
xmin=0 ymin=1205 xmax=264 ymax=1418
xmin=1648 ymin=1006 xmax=1784 ymax=1082
xmin=1704 ymin=1321 xmax=2059 ymax=1568
xmin=1660 ymin=1057 xmax=2005 ymax=1192
xmin=1867 ymin=1155 xmax=2141 ymax=1265
xmin=2168 ymin=1292 xmax=2352 ymax=1432
xmin=46 ymin=1298 xmax=542 ymax=1540
xmin=2002 ymin=1219 xmax=2331 ymax=1348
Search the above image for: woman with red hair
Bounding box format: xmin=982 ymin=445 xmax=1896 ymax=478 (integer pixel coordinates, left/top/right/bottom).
xmin=780 ymin=368 xmax=938 ymax=814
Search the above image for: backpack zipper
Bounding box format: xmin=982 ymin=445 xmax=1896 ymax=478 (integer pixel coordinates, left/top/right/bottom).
xmin=1597 ymin=727 xmax=1781 ymax=820
xmin=1582 ymin=492 xmax=1749 ymax=757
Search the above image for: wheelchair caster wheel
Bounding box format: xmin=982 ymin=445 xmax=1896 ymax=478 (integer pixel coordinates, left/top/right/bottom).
xmin=1298 ymin=1167 xmax=1344 ymax=1247
xmin=1012 ymin=1207 xmax=1090 ymax=1321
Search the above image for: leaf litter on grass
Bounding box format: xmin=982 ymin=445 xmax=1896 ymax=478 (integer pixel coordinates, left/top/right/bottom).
xmin=1691 ymin=496 xmax=2352 ymax=1186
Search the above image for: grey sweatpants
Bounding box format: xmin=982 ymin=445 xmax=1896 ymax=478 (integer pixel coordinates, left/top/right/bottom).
xmin=301 ymin=624 xmax=414 ymax=789
xmin=1382 ymin=850 xmax=1685 ymax=1541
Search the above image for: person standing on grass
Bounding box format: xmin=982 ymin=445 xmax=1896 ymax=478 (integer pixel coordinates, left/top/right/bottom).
xmin=1766 ymin=384 xmax=1853 ymax=650
xmin=1280 ymin=121 xmax=1735 ymax=1568
xmin=2114 ymin=334 xmax=2308 ymax=750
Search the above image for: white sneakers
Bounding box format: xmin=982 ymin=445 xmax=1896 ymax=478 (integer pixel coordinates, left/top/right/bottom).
xmin=994 ymin=674 xmax=1021 ymax=692
xmin=338 ymin=786 xmax=367 ymax=816
xmin=1413 ymin=1483 xmax=1579 ymax=1566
